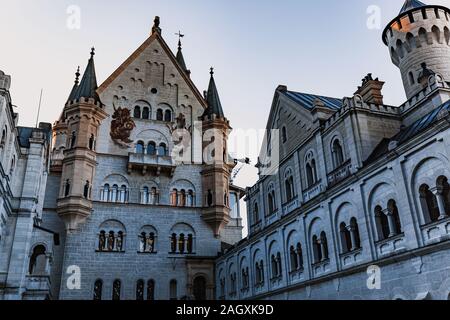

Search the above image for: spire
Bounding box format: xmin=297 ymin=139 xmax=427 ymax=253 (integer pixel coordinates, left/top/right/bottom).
xmin=74 ymin=48 xmax=101 ymax=103
xmin=399 ymin=0 xmax=426 ymax=14
xmin=67 ymin=66 xmax=80 ymax=102
xmin=152 ymin=16 xmax=161 ymax=35
xmin=202 ymin=68 xmax=225 ymax=118
xmin=175 ymin=31 xmax=188 ymax=73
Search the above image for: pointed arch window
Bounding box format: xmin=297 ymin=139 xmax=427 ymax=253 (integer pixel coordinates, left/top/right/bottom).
xmin=305 ymin=151 xmax=318 ymax=187
xmin=284 ymin=170 xmax=295 ymax=202
xmin=331 ymin=139 xmax=345 ymax=168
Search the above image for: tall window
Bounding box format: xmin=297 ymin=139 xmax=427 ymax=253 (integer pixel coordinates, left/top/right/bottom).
xmin=136 ymin=141 xmax=145 ymax=154
xmin=136 ymin=279 xmax=145 ymax=300
xmin=332 ymin=139 xmax=344 ymax=168
xmin=164 ymin=110 xmax=172 ymax=122
xmin=156 ymin=109 xmax=163 ymax=121
xmin=142 ymin=107 xmax=150 ymax=120
xmin=70 ymin=131 xmax=76 ymax=148
xmin=267 ymin=185 xmax=276 ymax=214
xmin=64 ymin=180 xmax=71 ymax=197
xmin=253 ymin=203 xmax=260 ymax=225
xmin=147 ymin=141 xmax=156 ymax=155
xmin=83 ymin=181 xmax=90 ymax=199
xmin=89 ymin=134 xmax=95 ymax=150
xmin=339 ymin=222 xmax=352 ymax=253
xmin=158 ymin=143 xmax=168 ymax=156
xmin=375 ymin=201 xmax=402 ymax=240
xmin=112 ymin=280 xmax=121 ymax=300
xmin=147 ymin=280 xmax=155 ymax=300
xmin=193 ymin=276 xmax=207 ymax=300
xmin=29 ymin=245 xmax=47 ymax=275
xmin=375 ymin=205 xmax=390 ymax=240
xmin=282 ymin=126 xmax=287 ymax=143
xmin=305 ymin=151 xmax=318 ymax=187
xmin=285 ymin=170 xmax=295 ymax=202
xmin=134 ymin=106 xmax=141 ymax=118
xmin=420 ymin=184 xmax=440 ymax=223
xmin=93 ymin=279 xmax=103 ymax=300
xmin=170 ymin=280 xmax=177 ymax=300
xmin=0 ymin=126 xmax=7 ymax=148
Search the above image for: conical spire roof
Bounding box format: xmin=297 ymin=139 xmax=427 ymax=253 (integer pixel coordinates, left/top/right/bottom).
xmin=203 ymin=68 xmax=225 ymax=118
xmin=74 ymin=48 xmax=101 ymax=103
xmin=176 ymin=40 xmax=188 ymax=73
xmin=399 ymin=0 xmax=426 ymax=14
xmin=67 ymin=66 xmax=80 ymax=102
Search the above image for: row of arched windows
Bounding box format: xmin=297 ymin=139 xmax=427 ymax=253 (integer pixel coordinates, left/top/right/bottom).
xmin=170 ymin=189 xmax=196 ymax=207
xmin=419 ymin=176 xmax=450 ymax=224
xmin=100 ymin=184 xmax=129 ymax=203
xmin=136 ymin=141 xmax=168 ymax=157
xmin=133 ymin=106 xmax=173 ymax=122
xmin=93 ymin=279 xmax=156 ymax=300
xmin=98 ymin=230 xmax=124 ymax=252
xmin=170 ymin=233 xmax=194 ymax=254
xmin=270 ymin=252 xmax=282 ymax=279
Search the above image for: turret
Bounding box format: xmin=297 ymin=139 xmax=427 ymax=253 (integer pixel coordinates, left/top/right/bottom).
xmin=200 ymin=68 xmax=235 ymax=237
xmin=56 ymin=48 xmax=107 ymax=231
xmin=383 ymin=0 xmax=450 ymax=100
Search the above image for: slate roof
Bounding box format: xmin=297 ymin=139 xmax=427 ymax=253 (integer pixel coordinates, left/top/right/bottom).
xmin=365 ymin=99 xmax=450 ymax=164
xmin=399 ymin=0 xmax=426 ymax=14
xmin=202 ymin=70 xmax=225 ymax=118
xmin=283 ymin=91 xmax=342 ymax=110
xmin=74 ymin=49 xmax=101 ymax=103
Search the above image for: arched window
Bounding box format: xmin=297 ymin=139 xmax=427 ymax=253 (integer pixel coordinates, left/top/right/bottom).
xmin=305 ymin=152 xmax=318 ymax=187
xmin=437 ymin=176 xmax=450 ymax=215
xmin=180 ymin=189 xmax=186 ymax=206
xmin=178 ymin=234 xmax=185 ymax=254
xmin=419 ymin=28 xmax=428 ymax=46
xmin=419 ymin=184 xmax=440 ymax=223
xmin=134 ymin=106 xmax=141 ymax=118
xmin=158 ymin=143 xmax=168 ymax=156
xmin=118 ymin=185 xmax=127 ymax=203
xmin=281 ymin=126 xmax=287 ymax=143
xmin=271 ymin=255 xmax=277 ymax=278
xmin=187 ymin=234 xmax=194 ymax=253
xmin=98 ymin=230 xmax=106 ymax=251
xmin=193 ymin=276 xmax=207 ymax=300
xmin=99 ymin=220 xmax=126 ymax=252
xmin=142 ymin=107 xmax=150 ymax=120
xmin=147 ymin=141 xmax=156 ymax=155
xmin=340 ymin=222 xmax=352 ymax=253
xmin=396 ymin=39 xmax=404 ymax=59
xmin=83 ymin=181 xmax=90 ymax=199
xmin=89 ymin=134 xmax=95 ymax=150
xmin=187 ymin=190 xmax=195 ymax=207
xmin=93 ymin=279 xmax=103 ymax=300
xmin=432 ymin=25 xmax=441 ymax=43
xmin=253 ymin=203 xmax=260 ymax=224
xmin=259 ymin=260 xmax=265 ymax=284
xmin=255 ymin=262 xmax=261 ymax=284
xmin=164 ymin=110 xmax=172 ymax=122
xmin=0 ymin=126 xmax=7 ymax=147
xmin=112 ymin=279 xmax=121 ymax=300
xmin=142 ymin=186 xmax=149 ymax=204
xmin=276 ymin=252 xmax=282 ymax=276
xmin=409 ymin=71 xmax=415 ymax=85
xmin=388 ymin=200 xmax=402 ymax=235
xmin=445 ymin=27 xmax=450 ymax=45
xmin=136 ymin=141 xmax=145 ymax=154
xmin=296 ymin=243 xmax=304 ymax=269
xmin=267 ymin=186 xmax=276 ymax=214
xmin=312 ymin=235 xmax=321 ymax=263
xmin=29 ymin=245 xmax=47 ymax=275
xmin=170 ymin=233 xmax=177 ymax=253
xmin=332 ymin=139 xmax=345 ymax=168
xmin=207 ymin=190 xmax=213 ymax=207
xmin=171 ymin=189 xmax=178 ymax=206
xmin=285 ymin=170 xmax=295 ymax=202
xmin=101 ymin=184 xmax=110 ymax=202
xmin=156 ymin=109 xmax=163 ymax=121
xmin=320 ymin=232 xmax=329 ymax=260
xmin=147 ymin=280 xmax=155 ymax=300
xmin=64 ymin=180 xmax=71 ymax=197
xmin=111 ymin=184 xmax=119 ymax=202
xmin=290 ymin=245 xmax=298 ymax=272
xmin=350 ymin=217 xmax=361 ymax=249
xmin=136 ymin=279 xmax=145 ymax=300
xmin=170 ymin=280 xmax=177 ymax=300
xmin=406 ymin=32 xmax=416 ymax=50
xmin=70 ymin=131 xmax=76 ymax=148
xmin=375 ymin=205 xmax=390 ymax=240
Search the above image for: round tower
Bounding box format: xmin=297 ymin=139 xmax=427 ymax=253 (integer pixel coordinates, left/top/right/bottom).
xmin=383 ymin=0 xmax=450 ymax=100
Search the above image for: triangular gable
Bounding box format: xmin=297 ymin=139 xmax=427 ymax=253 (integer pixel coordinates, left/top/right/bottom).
xmin=97 ymin=32 xmax=207 ymax=109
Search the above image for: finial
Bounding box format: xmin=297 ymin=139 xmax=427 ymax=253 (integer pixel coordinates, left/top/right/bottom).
xmin=210 ymin=67 xmax=214 ymax=76
xmin=152 ymin=16 xmax=161 ymax=34
xmin=90 ymin=47 xmax=95 ymax=58
xmin=75 ymin=66 xmax=80 ymax=84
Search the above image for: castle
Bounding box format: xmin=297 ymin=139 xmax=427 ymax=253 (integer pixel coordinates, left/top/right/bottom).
xmin=1 ymin=0 xmax=450 ymax=301
xmin=217 ymin=0 xmax=450 ymax=300
xmin=0 ymin=17 xmax=243 ymax=300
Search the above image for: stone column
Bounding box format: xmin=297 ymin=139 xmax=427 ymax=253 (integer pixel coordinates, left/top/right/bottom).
xmin=319 ymin=240 xmax=326 ymax=262
xmin=431 ymin=188 xmax=448 ymax=220
xmin=383 ymin=208 xmax=397 ymax=238
xmin=348 ymin=225 xmax=357 ymax=251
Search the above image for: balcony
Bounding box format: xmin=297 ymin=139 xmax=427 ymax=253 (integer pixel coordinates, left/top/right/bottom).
xmin=282 ymin=197 xmax=300 ymax=217
xmin=128 ymin=153 xmax=176 ymax=176
xmin=327 ymin=160 xmax=352 ymax=188
xmin=420 ymin=216 xmax=450 ymax=245
xmin=302 ymin=180 xmax=323 ymax=203
xmin=375 ymin=233 xmax=406 ymax=257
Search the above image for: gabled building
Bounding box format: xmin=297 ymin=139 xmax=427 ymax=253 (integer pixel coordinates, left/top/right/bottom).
xmin=216 ymin=0 xmax=450 ymax=300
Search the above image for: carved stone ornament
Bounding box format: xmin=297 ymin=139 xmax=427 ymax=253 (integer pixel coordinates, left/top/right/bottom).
xmin=110 ymin=103 xmax=136 ymax=148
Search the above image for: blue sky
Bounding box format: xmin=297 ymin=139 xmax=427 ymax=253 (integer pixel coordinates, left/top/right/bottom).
xmin=1 ymin=0 xmax=449 ymax=231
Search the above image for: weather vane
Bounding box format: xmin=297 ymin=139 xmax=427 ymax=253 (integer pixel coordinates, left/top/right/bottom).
xmin=175 ymin=30 xmax=185 ymax=47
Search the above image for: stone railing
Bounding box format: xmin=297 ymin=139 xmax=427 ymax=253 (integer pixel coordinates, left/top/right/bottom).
xmin=339 ymin=248 xmax=363 ymax=269
xmin=128 ymin=153 xmax=176 ymax=176
xmin=327 ymin=160 xmax=352 ymax=188
xmin=302 ymin=180 xmax=323 ymax=203
xmin=375 ymin=233 xmax=406 ymax=257
xmin=420 ymin=216 xmax=450 ymax=246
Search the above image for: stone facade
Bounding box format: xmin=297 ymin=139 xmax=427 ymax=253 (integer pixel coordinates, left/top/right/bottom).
xmin=216 ymin=0 xmax=450 ymax=301
xmin=0 ymin=18 xmax=243 ymax=300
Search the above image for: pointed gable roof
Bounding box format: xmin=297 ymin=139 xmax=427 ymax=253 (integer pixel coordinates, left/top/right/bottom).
xmin=97 ymin=18 xmax=207 ymax=109
xmin=202 ymin=68 xmax=225 ymax=118
xmin=74 ymin=48 xmax=101 ymax=103
xmin=399 ymin=0 xmax=426 ymax=14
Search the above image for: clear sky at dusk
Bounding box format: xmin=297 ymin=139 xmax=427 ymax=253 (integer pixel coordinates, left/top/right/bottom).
xmin=1 ymin=0 xmax=449 ymax=234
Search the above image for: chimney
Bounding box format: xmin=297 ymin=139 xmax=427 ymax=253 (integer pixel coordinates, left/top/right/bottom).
xmin=354 ymin=73 xmax=385 ymax=105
